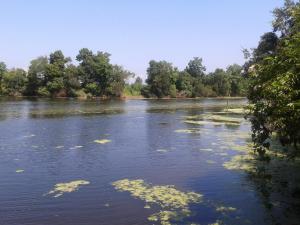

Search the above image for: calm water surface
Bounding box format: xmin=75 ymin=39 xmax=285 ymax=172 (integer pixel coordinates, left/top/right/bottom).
xmin=0 ymin=98 xmax=291 ymax=225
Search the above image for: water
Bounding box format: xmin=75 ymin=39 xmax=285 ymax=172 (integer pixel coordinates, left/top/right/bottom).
xmin=0 ymin=98 xmax=296 ymax=225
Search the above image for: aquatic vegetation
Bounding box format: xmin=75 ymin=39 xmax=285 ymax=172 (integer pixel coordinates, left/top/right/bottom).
xmin=55 ymin=145 xmax=64 ymax=149
xmin=23 ymin=134 xmax=36 ymax=138
xmin=112 ymin=179 xmax=202 ymax=225
xmin=199 ymin=148 xmax=213 ymax=152
xmin=16 ymin=169 xmax=24 ymax=173
xmin=94 ymin=139 xmax=111 ymax=144
xmin=46 ymin=180 xmax=90 ymax=197
xmin=184 ymin=120 xmax=224 ymax=126
xmin=208 ymin=220 xmax=223 ymax=225
xmin=216 ymin=206 xmax=237 ymax=212
xmin=202 ymin=114 xmax=243 ymax=124
xmin=223 ymin=154 xmax=256 ymax=172
xmin=206 ymin=160 xmax=216 ymax=164
xmin=174 ymin=129 xmax=201 ymax=134
xmin=223 ymin=108 xmax=247 ymax=114
xmin=157 ymin=149 xmax=168 ymax=153
xmin=70 ymin=145 xmax=83 ymax=149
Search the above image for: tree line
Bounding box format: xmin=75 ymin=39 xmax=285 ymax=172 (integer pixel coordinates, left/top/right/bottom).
xmin=244 ymin=0 xmax=300 ymax=156
xmin=0 ymin=50 xmax=247 ymax=98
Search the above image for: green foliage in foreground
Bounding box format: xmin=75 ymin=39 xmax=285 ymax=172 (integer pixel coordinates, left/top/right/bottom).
xmin=245 ymin=0 xmax=300 ymax=156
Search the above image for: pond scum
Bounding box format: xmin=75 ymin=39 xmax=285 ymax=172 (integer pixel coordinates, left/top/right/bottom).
xmin=112 ymin=179 xmax=202 ymax=225
xmin=94 ymin=139 xmax=111 ymax=144
xmin=46 ymin=180 xmax=90 ymax=197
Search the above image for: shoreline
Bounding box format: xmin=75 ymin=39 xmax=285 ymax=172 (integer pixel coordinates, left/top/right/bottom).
xmin=0 ymin=95 xmax=247 ymax=101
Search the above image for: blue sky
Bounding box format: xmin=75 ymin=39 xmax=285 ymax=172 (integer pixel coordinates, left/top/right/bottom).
xmin=0 ymin=0 xmax=283 ymax=79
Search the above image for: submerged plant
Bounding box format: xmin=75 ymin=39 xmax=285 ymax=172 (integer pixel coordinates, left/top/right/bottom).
xmin=94 ymin=139 xmax=111 ymax=144
xmin=112 ymin=179 xmax=202 ymax=224
xmin=46 ymin=180 xmax=90 ymax=197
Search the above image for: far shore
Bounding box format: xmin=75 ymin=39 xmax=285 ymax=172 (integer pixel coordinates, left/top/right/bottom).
xmin=0 ymin=95 xmax=247 ymax=101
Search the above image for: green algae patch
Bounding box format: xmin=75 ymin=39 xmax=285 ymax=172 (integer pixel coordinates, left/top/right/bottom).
xmin=55 ymin=145 xmax=64 ymax=149
xmin=223 ymin=154 xmax=257 ymax=172
xmin=70 ymin=145 xmax=83 ymax=149
xmin=216 ymin=206 xmax=237 ymax=212
xmin=224 ymin=108 xmax=249 ymax=114
xmin=47 ymin=180 xmax=90 ymax=197
xmin=199 ymin=148 xmax=213 ymax=152
xmin=112 ymin=179 xmax=202 ymax=225
xmin=94 ymin=139 xmax=111 ymax=144
xmin=157 ymin=149 xmax=168 ymax=153
xmin=206 ymin=160 xmax=216 ymax=164
xmin=16 ymin=169 xmax=24 ymax=173
xmin=202 ymin=114 xmax=243 ymax=124
xmin=174 ymin=129 xmax=201 ymax=134
xmin=184 ymin=120 xmax=224 ymax=126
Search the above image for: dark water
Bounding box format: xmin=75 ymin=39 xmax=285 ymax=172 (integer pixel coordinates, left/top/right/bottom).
xmin=0 ymin=98 xmax=294 ymax=225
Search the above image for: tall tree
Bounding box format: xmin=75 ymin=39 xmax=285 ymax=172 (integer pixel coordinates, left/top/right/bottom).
xmin=1 ymin=69 xmax=27 ymax=96
xmin=146 ymin=60 xmax=178 ymax=98
xmin=26 ymin=56 xmax=48 ymax=96
xmin=0 ymin=62 xmax=7 ymax=94
xmin=185 ymin=57 xmax=206 ymax=78
xmin=246 ymin=0 xmax=300 ymax=155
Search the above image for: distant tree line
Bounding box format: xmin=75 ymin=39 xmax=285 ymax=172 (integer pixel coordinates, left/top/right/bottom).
xmin=244 ymin=0 xmax=300 ymax=156
xmin=0 ymin=50 xmax=247 ymax=98
xmin=0 ymin=49 xmax=133 ymax=98
xmin=141 ymin=58 xmax=247 ymax=98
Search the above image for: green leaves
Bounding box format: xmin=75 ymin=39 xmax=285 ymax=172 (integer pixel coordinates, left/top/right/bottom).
xmin=246 ymin=0 xmax=300 ymax=155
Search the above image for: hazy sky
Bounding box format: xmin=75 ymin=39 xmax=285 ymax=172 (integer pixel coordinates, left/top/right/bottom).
xmin=0 ymin=0 xmax=284 ymax=79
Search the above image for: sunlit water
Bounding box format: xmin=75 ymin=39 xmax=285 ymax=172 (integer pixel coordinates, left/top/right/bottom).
xmin=0 ymin=98 xmax=295 ymax=225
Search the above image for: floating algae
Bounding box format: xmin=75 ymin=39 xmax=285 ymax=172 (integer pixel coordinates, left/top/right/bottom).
xmin=201 ymin=114 xmax=243 ymax=124
xmin=55 ymin=145 xmax=64 ymax=149
xmin=223 ymin=154 xmax=257 ymax=172
xmin=224 ymin=108 xmax=248 ymax=114
xmin=174 ymin=129 xmax=201 ymax=134
xmin=199 ymin=148 xmax=213 ymax=152
xmin=112 ymin=179 xmax=202 ymax=225
xmin=70 ymin=145 xmax=83 ymax=149
xmin=157 ymin=149 xmax=168 ymax=153
xmin=16 ymin=169 xmax=24 ymax=173
xmin=94 ymin=139 xmax=111 ymax=144
xmin=46 ymin=180 xmax=90 ymax=197
xmin=184 ymin=120 xmax=224 ymax=126
xmin=216 ymin=206 xmax=237 ymax=212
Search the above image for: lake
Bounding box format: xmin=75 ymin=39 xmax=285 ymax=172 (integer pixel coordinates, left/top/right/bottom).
xmin=0 ymin=98 xmax=297 ymax=225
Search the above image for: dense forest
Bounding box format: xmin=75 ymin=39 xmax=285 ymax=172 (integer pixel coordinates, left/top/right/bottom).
xmin=244 ymin=0 xmax=300 ymax=155
xmin=0 ymin=51 xmax=247 ymax=98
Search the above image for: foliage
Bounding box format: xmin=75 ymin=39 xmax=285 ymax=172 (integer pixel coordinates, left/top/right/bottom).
xmin=143 ymin=58 xmax=247 ymax=98
xmin=25 ymin=56 xmax=48 ymax=96
xmin=1 ymin=69 xmax=27 ymax=96
xmin=245 ymin=0 xmax=300 ymax=155
xmin=146 ymin=60 xmax=178 ymax=98
xmin=185 ymin=57 xmax=206 ymax=78
xmin=124 ymin=77 xmax=143 ymax=96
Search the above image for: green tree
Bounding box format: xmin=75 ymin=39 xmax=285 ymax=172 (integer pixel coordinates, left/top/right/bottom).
xmin=25 ymin=56 xmax=48 ymax=96
xmin=185 ymin=57 xmax=206 ymax=78
xmin=246 ymin=0 xmax=300 ymax=156
xmin=44 ymin=50 xmax=71 ymax=96
xmin=226 ymin=64 xmax=247 ymax=96
xmin=207 ymin=69 xmax=230 ymax=96
xmin=1 ymin=69 xmax=27 ymax=96
xmin=145 ymin=60 xmax=178 ymax=98
xmin=0 ymin=62 xmax=7 ymax=94
xmin=76 ymin=48 xmax=113 ymax=96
